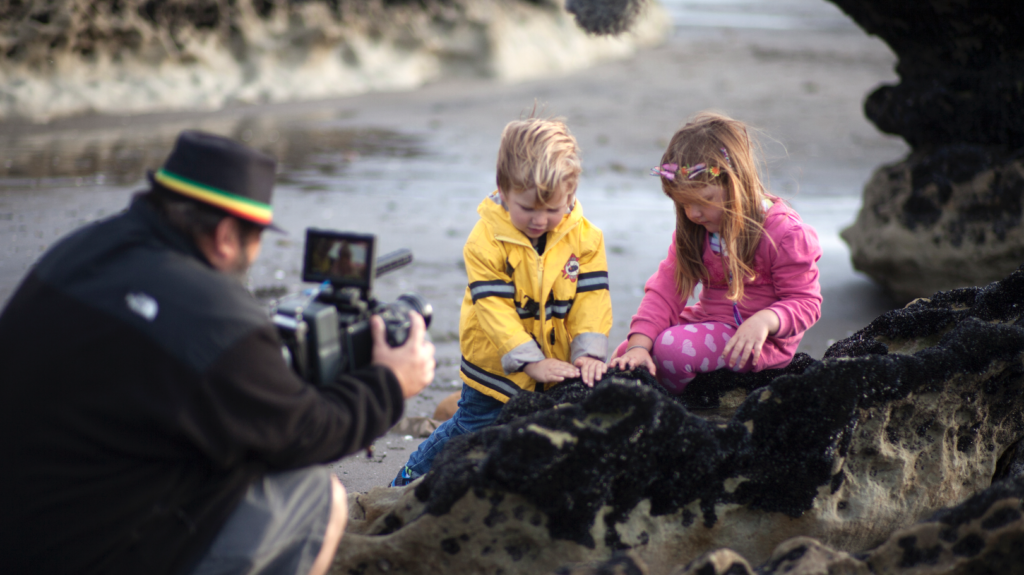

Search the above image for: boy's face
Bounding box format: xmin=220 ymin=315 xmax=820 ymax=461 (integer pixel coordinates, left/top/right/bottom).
xmin=499 ymin=186 xmax=573 ymax=240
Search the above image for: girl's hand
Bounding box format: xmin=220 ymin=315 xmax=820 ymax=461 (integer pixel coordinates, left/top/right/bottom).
xmin=609 ymin=346 xmax=656 ymax=376
xmin=574 ymin=356 xmax=608 ymax=387
xmin=723 ymin=309 xmax=780 ymax=369
xmin=524 ymin=358 xmax=580 ymax=383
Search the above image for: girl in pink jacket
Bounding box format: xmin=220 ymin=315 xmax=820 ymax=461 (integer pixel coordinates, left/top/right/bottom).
xmin=609 ymin=112 xmax=822 ymax=394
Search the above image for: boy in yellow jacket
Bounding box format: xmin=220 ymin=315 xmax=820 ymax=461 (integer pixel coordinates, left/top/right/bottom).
xmin=392 ymin=117 xmax=612 ymax=486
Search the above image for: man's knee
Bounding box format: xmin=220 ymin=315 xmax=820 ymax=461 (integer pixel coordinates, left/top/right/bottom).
xmin=330 ymin=475 xmax=348 ymax=532
xmin=309 ymin=475 xmax=348 ymax=575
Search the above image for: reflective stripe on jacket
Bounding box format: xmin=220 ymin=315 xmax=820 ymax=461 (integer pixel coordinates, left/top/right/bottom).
xmin=459 ymin=192 xmax=612 ymax=403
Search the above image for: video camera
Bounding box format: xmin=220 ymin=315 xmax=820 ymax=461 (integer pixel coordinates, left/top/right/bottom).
xmin=273 ymin=228 xmax=432 ymax=385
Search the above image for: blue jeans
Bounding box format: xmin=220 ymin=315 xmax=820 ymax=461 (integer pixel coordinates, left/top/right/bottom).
xmin=404 ymin=385 xmax=504 ymax=478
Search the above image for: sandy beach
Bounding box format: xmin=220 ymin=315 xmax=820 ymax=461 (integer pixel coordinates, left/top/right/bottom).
xmin=0 ymin=5 xmax=908 ymax=491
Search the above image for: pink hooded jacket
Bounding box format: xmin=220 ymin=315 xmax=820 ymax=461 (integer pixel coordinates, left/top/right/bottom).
xmin=629 ymin=199 xmax=822 ymax=371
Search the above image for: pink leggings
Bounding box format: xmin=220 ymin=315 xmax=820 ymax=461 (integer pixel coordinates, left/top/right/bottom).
xmin=615 ymin=322 xmax=753 ymax=394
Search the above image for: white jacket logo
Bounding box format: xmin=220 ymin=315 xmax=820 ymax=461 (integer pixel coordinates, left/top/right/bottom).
xmin=126 ymin=292 xmax=159 ymax=321
xmin=562 ymin=254 xmax=580 ymax=282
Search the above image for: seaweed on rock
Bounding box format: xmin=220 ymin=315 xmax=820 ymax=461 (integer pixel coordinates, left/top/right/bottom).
xmin=825 ymin=266 xmax=1024 ymax=359
xmin=416 ymin=360 xmax=861 ymax=550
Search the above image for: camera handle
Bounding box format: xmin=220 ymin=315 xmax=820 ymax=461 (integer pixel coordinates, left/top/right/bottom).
xmin=317 ymin=285 xmax=372 ymax=312
xmin=291 ymin=318 xmax=310 ymax=376
xmin=374 ymin=249 xmax=413 ymax=277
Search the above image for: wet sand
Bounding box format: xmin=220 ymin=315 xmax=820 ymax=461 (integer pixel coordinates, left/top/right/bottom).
xmin=1 ymin=22 xmax=907 ymax=492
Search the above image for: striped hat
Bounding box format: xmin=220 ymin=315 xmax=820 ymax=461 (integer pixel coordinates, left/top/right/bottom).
xmin=151 ymin=130 xmax=280 ymax=229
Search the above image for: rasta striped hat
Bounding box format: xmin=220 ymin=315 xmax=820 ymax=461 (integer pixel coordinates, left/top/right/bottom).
xmin=150 ymin=130 xmax=281 ymax=229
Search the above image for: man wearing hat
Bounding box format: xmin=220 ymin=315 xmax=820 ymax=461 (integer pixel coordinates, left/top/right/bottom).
xmin=0 ymin=131 xmax=435 ymax=575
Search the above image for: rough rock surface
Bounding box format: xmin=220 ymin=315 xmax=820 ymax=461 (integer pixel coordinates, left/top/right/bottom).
xmin=821 ymin=1 xmax=1024 ymax=299
xmin=335 ymin=269 xmax=1024 ymax=575
xmin=841 ymin=149 xmax=1024 ymax=301
xmin=0 ymin=0 xmax=669 ymax=122
xmin=661 ymin=475 xmax=1024 ymax=575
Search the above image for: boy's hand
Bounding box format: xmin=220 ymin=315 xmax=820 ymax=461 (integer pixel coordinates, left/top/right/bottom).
xmin=524 ymin=358 xmax=580 ymax=384
xmin=608 ymin=346 xmax=656 ymax=376
xmin=371 ymin=312 xmax=435 ymax=398
xmin=574 ymin=356 xmax=607 ymax=387
xmin=723 ymin=309 xmax=780 ymax=370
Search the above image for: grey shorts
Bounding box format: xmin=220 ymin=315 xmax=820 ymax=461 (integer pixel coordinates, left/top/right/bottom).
xmin=189 ymin=466 xmax=332 ymax=575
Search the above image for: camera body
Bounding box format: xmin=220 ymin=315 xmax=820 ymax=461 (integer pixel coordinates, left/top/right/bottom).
xmin=273 ymin=229 xmax=432 ymax=385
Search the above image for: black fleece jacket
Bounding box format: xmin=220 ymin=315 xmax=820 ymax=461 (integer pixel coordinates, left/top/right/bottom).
xmin=0 ymin=196 xmax=405 ymax=575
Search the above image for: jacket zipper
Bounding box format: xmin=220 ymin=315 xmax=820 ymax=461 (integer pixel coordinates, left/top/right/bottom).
xmin=537 ymin=254 xmax=547 ymax=356
xmin=495 ymin=233 xmax=549 ymax=356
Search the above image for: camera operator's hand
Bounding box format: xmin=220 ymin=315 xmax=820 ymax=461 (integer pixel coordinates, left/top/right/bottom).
xmin=371 ymin=312 xmax=434 ymax=399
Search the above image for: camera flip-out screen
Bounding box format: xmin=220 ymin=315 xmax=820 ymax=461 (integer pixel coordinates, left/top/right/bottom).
xmin=302 ymin=229 xmax=377 ymax=290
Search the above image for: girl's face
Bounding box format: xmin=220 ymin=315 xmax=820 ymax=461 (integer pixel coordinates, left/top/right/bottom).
xmin=680 ymin=184 xmax=726 ymax=233
xmin=500 ymin=186 xmax=573 ymax=240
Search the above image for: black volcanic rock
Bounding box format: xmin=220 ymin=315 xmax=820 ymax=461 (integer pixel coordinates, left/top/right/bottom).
xmin=825 ymin=1 xmax=1024 ymax=151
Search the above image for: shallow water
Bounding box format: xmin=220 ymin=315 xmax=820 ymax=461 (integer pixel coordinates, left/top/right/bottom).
xmin=662 ymin=0 xmax=857 ymax=32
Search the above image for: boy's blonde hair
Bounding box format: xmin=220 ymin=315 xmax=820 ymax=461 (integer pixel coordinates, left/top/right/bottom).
xmin=657 ymin=111 xmax=769 ymax=303
xmin=496 ymin=118 xmax=581 ymax=205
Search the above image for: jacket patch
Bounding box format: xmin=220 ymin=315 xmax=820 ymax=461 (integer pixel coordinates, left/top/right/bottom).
xmin=125 ymin=292 xmax=159 ymax=321
xmin=562 ymin=254 xmax=580 ymax=282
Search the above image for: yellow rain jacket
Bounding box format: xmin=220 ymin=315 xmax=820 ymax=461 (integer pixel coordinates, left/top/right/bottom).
xmin=459 ymin=192 xmax=612 ymax=403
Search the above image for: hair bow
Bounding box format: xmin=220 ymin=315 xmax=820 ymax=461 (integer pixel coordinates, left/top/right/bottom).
xmin=650 ymin=147 xmax=733 ymax=181
xmin=650 ymin=163 xmax=679 ymax=181
xmin=720 ymin=147 xmax=732 ymax=169
xmin=650 ymin=162 xmax=720 ymax=181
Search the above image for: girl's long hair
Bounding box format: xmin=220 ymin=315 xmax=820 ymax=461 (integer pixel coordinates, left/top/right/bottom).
xmin=659 ymin=112 xmax=769 ymax=303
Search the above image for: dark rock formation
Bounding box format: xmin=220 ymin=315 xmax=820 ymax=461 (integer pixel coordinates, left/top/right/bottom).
xmin=565 ymin=0 xmax=646 ymax=35
xmin=824 ymin=1 xmax=1024 ymax=300
xmin=824 ymin=3 xmax=1024 ymax=152
xmin=336 ymin=268 xmax=1024 ymax=575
